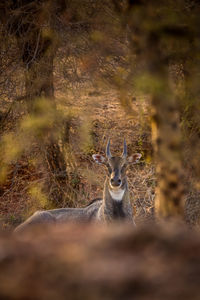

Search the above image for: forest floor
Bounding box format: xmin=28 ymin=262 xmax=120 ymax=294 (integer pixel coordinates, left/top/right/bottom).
xmin=1 ymin=82 xmax=199 ymax=230
xmin=0 ymin=83 xmax=155 ymax=230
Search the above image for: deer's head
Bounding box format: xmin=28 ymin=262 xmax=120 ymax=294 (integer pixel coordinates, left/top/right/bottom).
xmin=92 ymin=139 xmax=141 ymax=190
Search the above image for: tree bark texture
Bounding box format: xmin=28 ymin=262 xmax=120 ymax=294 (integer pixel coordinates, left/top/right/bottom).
xmin=126 ymin=1 xmax=185 ymax=219
xmin=5 ymin=0 xmax=68 ymax=205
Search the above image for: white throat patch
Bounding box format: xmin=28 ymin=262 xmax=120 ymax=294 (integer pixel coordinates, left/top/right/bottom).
xmin=109 ymin=188 xmax=125 ymax=201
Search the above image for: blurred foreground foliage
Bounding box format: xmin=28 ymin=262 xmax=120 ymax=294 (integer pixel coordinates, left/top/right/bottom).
xmin=0 ymin=98 xmax=60 ymax=182
xmin=1 ymin=223 xmax=200 ymax=299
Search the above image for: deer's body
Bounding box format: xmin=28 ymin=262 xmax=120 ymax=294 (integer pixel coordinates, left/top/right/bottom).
xmin=14 ymin=140 xmax=141 ymax=233
xmin=14 ymin=200 xmax=102 ymax=232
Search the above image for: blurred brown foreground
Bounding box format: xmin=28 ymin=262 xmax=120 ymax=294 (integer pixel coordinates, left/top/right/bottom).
xmin=0 ymin=223 xmax=200 ymax=300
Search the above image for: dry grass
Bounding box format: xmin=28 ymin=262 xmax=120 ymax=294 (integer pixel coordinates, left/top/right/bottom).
xmin=1 ymin=82 xmax=199 ymax=230
xmin=0 ymin=83 xmax=155 ymax=229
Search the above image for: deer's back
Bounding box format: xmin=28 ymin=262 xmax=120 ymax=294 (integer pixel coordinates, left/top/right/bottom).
xmin=15 ymin=198 xmax=103 ymax=233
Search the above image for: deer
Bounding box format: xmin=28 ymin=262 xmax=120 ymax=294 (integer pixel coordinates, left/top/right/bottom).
xmin=14 ymin=139 xmax=141 ymax=232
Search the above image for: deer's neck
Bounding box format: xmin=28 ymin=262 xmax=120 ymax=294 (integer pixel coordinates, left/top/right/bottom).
xmin=109 ymin=188 xmax=125 ymax=201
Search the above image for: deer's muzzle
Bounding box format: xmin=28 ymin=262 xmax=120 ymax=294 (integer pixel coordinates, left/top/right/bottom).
xmin=110 ymin=173 xmax=122 ymax=188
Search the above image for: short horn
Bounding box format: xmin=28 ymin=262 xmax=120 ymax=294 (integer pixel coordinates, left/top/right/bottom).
xmin=106 ymin=139 xmax=112 ymax=159
xmin=122 ymin=138 xmax=127 ymax=158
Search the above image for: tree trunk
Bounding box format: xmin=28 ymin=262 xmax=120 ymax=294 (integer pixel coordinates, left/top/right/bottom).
xmin=126 ymin=1 xmax=185 ymax=219
xmin=15 ymin=0 xmax=68 ymax=205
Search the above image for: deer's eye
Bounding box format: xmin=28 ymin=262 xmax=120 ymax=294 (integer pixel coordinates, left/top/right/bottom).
xmin=121 ymin=165 xmax=126 ymax=173
xmin=107 ymin=165 xmax=112 ymax=174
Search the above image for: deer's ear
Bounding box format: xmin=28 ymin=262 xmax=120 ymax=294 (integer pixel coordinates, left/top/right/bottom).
xmin=127 ymin=153 xmax=142 ymax=164
xmin=92 ymin=154 xmax=106 ymax=164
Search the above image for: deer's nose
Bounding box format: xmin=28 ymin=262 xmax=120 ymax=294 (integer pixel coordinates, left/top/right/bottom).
xmin=110 ymin=177 xmax=121 ymax=187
